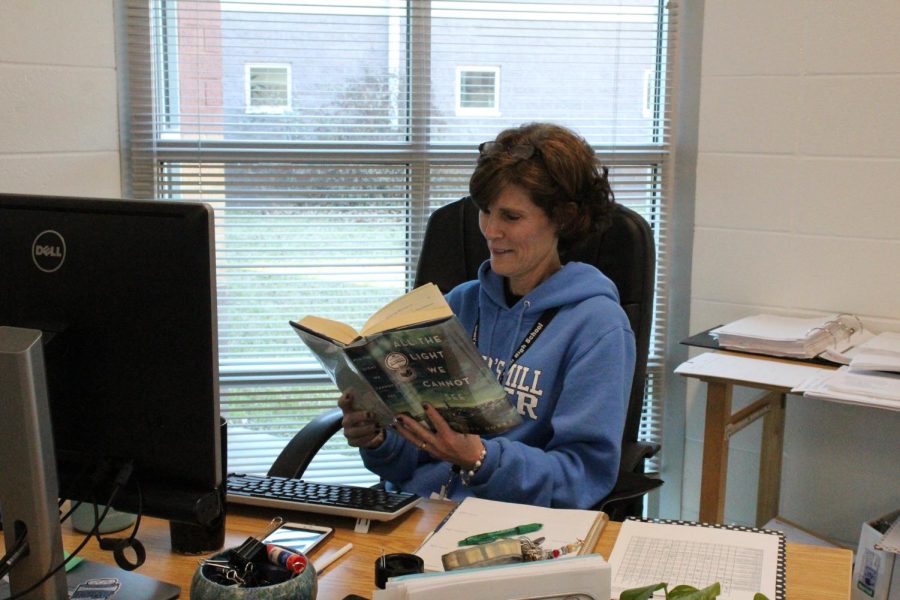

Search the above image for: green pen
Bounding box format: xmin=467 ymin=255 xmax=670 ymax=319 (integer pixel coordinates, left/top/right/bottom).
xmin=458 ymin=522 xmax=543 ymax=546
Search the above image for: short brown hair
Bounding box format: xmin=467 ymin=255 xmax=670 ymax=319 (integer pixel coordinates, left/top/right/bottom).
xmin=469 ymin=122 xmax=615 ymax=253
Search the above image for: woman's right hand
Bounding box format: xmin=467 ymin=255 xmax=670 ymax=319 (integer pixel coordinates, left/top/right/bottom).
xmin=338 ymin=389 xmax=385 ymax=449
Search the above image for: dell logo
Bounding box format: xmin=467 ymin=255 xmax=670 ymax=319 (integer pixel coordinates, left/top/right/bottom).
xmin=35 ymin=245 xmax=63 ymax=257
xmin=32 ymin=230 xmax=66 ymax=273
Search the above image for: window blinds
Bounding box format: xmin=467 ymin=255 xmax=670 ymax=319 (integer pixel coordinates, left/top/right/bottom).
xmin=121 ymin=0 xmax=675 ymax=484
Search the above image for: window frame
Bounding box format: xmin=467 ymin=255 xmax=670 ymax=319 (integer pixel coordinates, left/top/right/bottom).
xmin=244 ymin=62 xmax=293 ymax=115
xmin=454 ymin=65 xmax=501 ymax=116
xmin=122 ymin=0 xmax=674 ymax=485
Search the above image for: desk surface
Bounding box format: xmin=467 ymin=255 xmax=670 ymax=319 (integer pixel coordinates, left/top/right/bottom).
xmin=675 ymin=349 xmax=896 ymax=526
xmin=1 ymin=500 xmax=853 ymax=600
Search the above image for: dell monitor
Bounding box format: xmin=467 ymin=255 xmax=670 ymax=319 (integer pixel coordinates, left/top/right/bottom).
xmin=0 ymin=193 xmax=222 ymax=598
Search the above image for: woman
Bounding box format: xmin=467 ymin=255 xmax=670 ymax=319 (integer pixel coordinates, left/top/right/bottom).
xmin=340 ymin=123 xmax=635 ymax=509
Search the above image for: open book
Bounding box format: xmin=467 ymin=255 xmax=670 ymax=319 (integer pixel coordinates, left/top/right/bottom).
xmin=290 ymin=283 xmax=522 ymax=435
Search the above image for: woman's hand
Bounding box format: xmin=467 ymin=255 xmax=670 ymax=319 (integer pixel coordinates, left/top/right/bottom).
xmin=395 ymin=404 xmax=485 ymax=469
xmin=338 ymin=389 xmax=385 ymax=449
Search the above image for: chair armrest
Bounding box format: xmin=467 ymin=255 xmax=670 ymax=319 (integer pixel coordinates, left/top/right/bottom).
xmin=597 ymin=470 xmax=664 ymax=508
xmin=267 ymin=407 xmax=343 ymax=479
xmin=619 ymin=440 xmax=661 ymax=473
xmin=594 ymin=469 xmax=664 ymax=520
xmin=592 ymin=440 xmax=663 ymax=519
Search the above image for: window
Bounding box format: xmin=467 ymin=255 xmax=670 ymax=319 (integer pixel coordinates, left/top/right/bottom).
xmin=122 ymin=0 xmax=676 ymax=487
xmin=456 ymin=66 xmax=500 ymax=116
xmin=245 ymin=63 xmax=291 ymax=114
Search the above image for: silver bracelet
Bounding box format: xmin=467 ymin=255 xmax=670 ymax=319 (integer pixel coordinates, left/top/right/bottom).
xmin=460 ymin=443 xmax=487 ymax=487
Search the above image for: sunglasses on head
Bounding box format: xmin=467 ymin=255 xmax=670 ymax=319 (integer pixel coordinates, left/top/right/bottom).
xmin=478 ymin=141 xmax=539 ymax=160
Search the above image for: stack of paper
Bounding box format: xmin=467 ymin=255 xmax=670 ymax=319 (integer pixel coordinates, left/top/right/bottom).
xmin=792 ymin=366 xmax=900 ymax=411
xmin=849 ymin=332 xmax=900 ymax=373
xmin=415 ymin=497 xmax=607 ymax=572
xmin=711 ymin=313 xmax=872 ymax=359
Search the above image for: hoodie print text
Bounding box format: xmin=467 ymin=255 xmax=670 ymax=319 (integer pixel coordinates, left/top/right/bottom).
xmin=484 ymin=355 xmax=544 ymax=420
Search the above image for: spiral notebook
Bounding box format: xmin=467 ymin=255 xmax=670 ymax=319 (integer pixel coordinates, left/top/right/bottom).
xmin=608 ymin=518 xmax=786 ymax=600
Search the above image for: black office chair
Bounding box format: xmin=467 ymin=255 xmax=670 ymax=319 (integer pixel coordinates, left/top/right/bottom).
xmin=269 ymin=197 xmax=662 ymax=519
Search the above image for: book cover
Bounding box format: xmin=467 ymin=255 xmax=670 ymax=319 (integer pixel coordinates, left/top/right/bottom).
xmin=290 ymin=287 xmax=522 ymax=436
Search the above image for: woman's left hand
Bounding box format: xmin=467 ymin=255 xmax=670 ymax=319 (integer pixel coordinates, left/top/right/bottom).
xmin=394 ymin=404 xmax=485 ymax=469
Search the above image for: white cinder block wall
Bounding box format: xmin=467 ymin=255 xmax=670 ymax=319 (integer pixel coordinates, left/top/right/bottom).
xmin=0 ymin=1 xmax=120 ymax=197
xmin=688 ymin=0 xmax=900 ymax=543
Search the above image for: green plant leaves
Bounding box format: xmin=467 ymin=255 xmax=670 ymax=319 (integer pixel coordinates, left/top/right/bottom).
xmin=619 ymin=582 xmax=667 ymax=600
xmin=617 ymin=581 xmax=767 ymax=600
xmin=668 ymin=582 xmax=721 ymax=599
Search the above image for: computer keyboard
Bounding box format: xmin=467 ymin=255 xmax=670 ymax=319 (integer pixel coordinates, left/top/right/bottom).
xmin=225 ymin=473 xmax=421 ymax=525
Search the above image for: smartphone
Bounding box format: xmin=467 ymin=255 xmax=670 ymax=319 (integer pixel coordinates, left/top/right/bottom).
xmin=262 ymin=522 xmax=334 ymax=555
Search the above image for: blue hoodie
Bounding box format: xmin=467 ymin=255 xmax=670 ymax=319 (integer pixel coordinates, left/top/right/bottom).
xmin=361 ymin=261 xmax=635 ymax=508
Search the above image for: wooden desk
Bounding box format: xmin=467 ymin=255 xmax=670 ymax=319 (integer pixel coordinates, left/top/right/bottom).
xmin=4 ymin=499 xmax=851 ymax=599
xmin=675 ymin=351 xmax=836 ymax=526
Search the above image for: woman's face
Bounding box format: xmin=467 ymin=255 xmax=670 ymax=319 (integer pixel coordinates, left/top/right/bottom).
xmin=478 ymin=184 xmax=561 ymax=296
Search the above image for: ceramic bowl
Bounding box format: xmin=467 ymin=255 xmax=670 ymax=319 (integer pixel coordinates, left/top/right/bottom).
xmin=190 ymin=548 xmax=317 ymax=600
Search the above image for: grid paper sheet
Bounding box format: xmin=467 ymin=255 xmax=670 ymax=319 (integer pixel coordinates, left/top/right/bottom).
xmin=608 ymin=519 xmax=785 ymax=600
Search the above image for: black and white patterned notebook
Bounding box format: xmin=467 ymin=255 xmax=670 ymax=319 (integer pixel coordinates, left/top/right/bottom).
xmin=608 ymin=517 xmax=786 ymax=600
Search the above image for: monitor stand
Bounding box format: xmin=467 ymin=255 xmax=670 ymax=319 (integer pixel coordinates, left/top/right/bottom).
xmin=0 ymin=326 xmax=68 ymax=599
xmin=0 ymin=327 xmax=179 ymax=600
xmin=0 ymin=560 xmax=181 ymax=600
